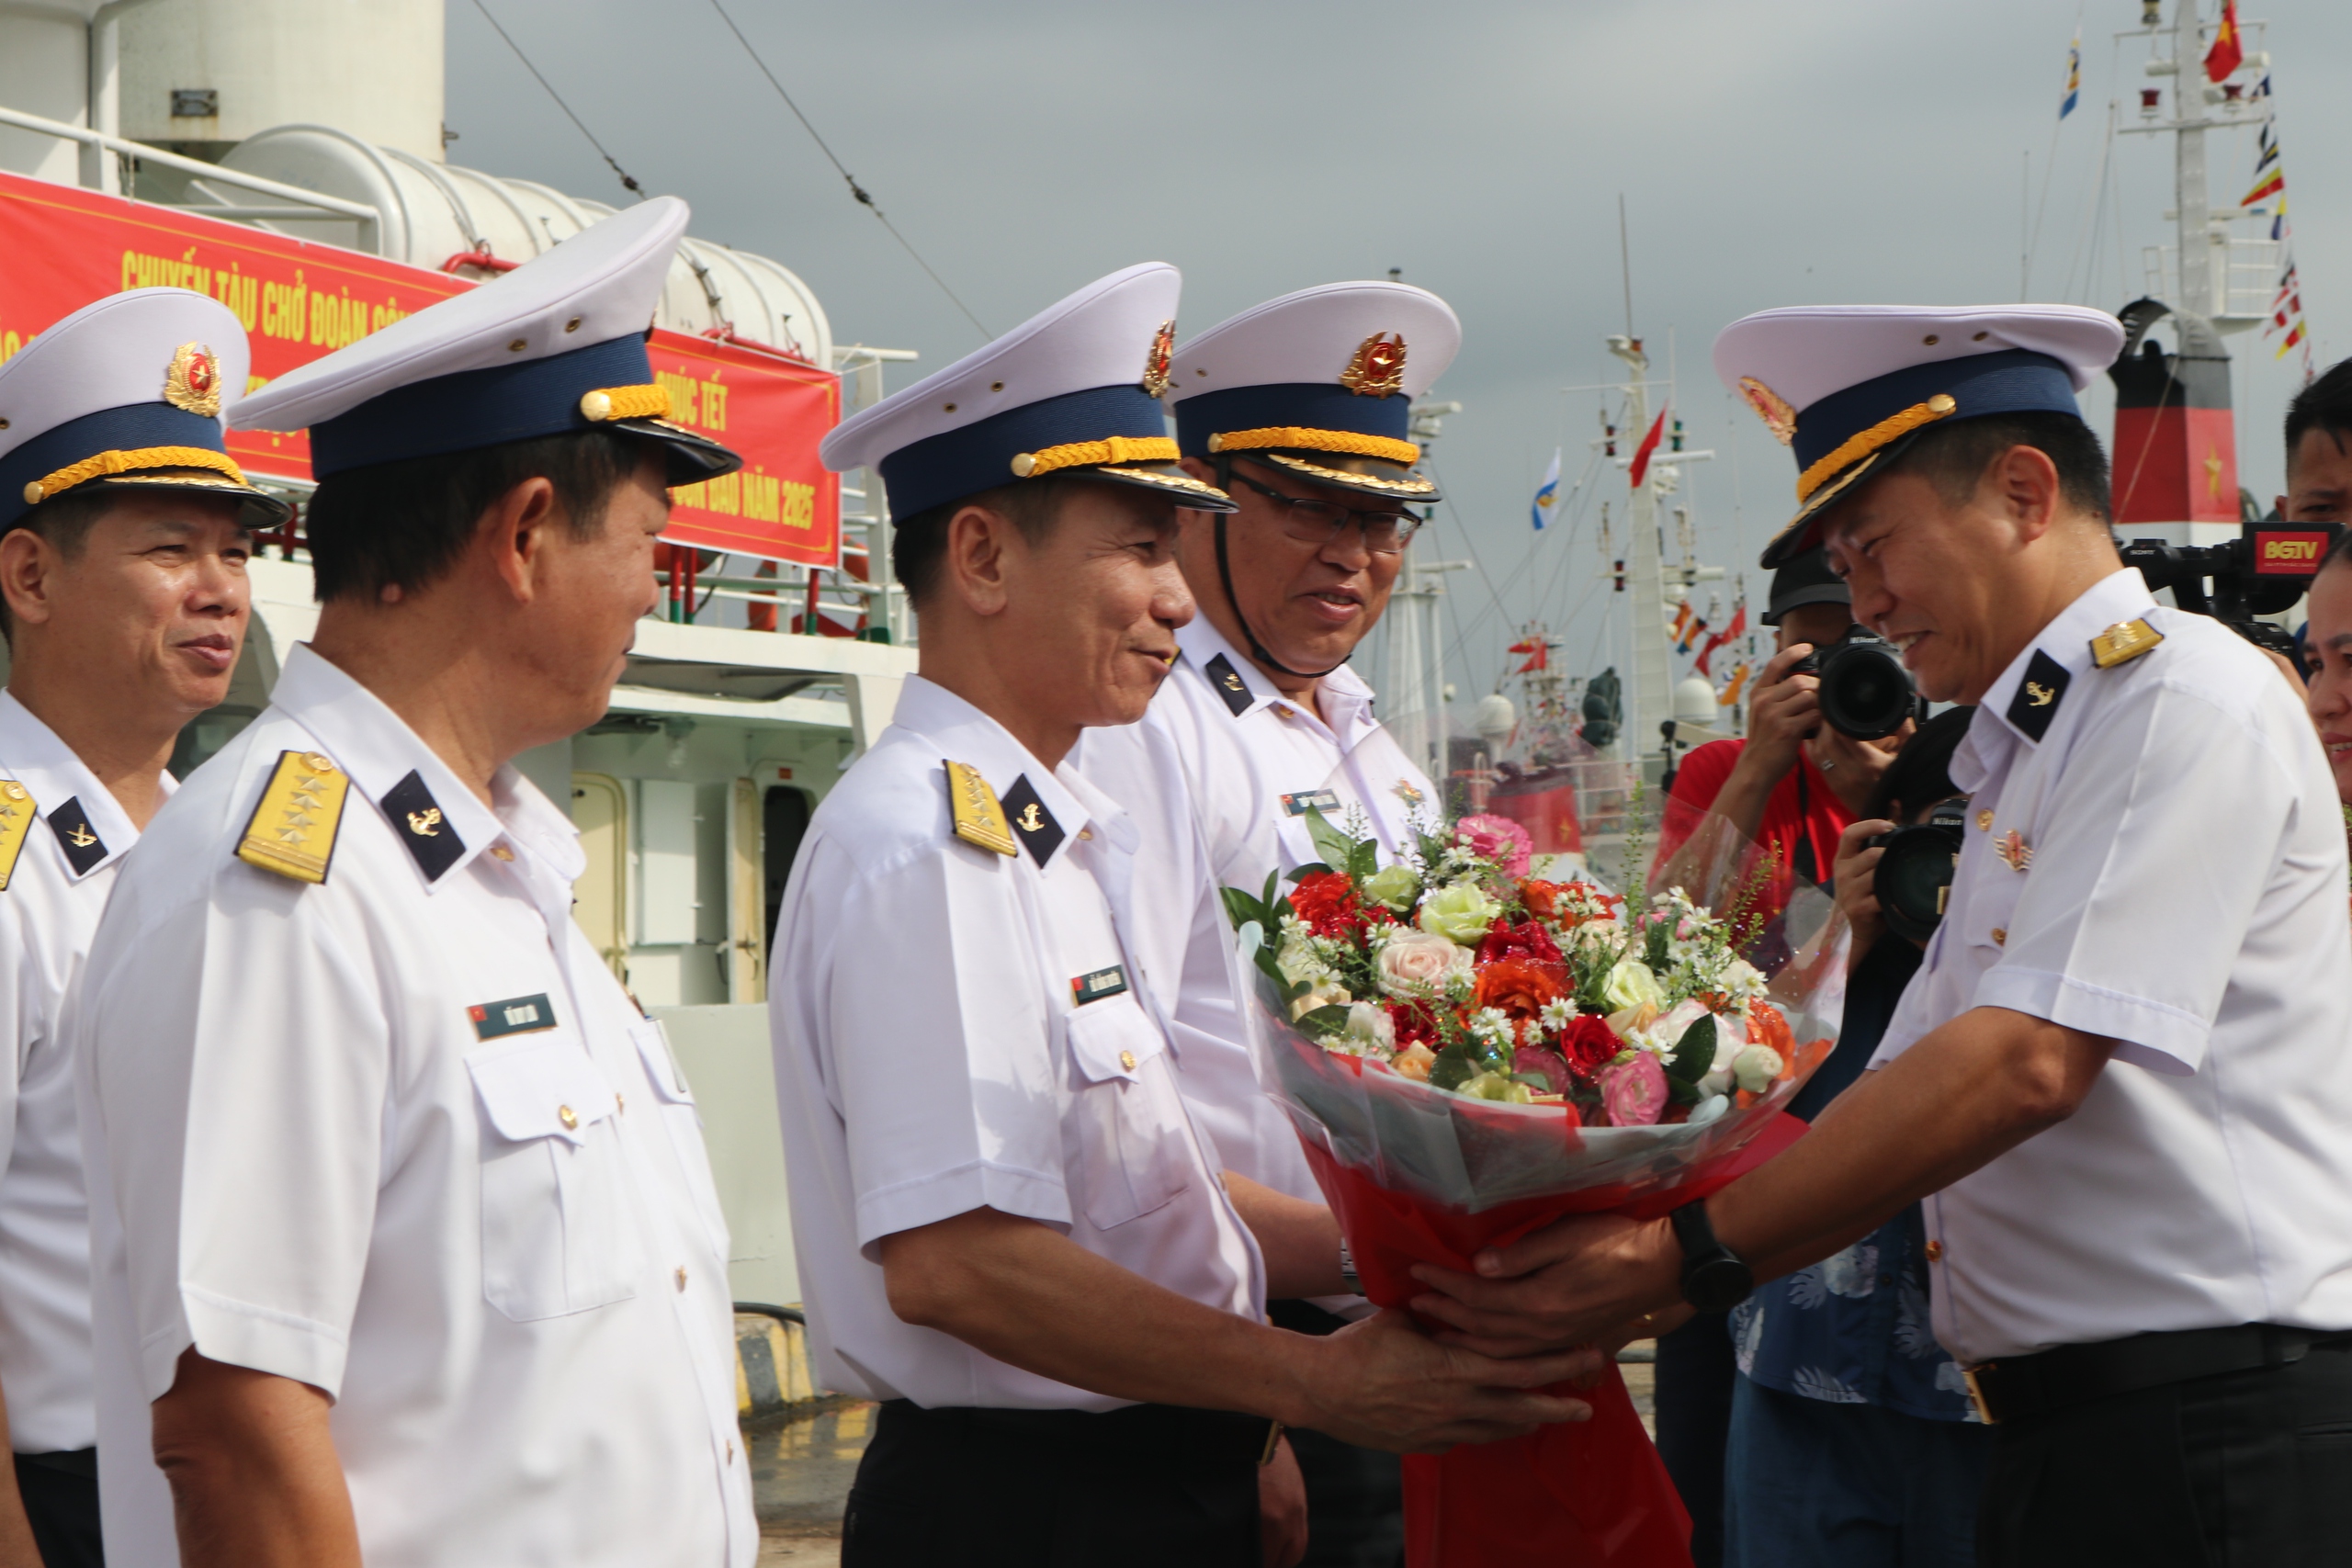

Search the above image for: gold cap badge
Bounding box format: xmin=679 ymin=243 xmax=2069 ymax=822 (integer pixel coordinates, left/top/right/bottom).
xmin=1141 ymin=320 xmax=1175 ymax=398
xmin=1736 ymin=378 xmax=1797 ymax=446
xmin=1340 ymin=333 xmax=1408 ymax=398
xmin=163 ymin=343 xmax=221 ymax=418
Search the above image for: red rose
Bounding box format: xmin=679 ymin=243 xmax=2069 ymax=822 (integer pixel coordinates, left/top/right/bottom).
xmin=1386 ymin=999 xmax=1439 ymax=1049
xmin=1288 ymin=871 xmax=1363 ymax=938
xmin=1556 ymin=1013 xmax=1621 ymax=1077
xmin=1478 ymin=918 xmax=1562 ymax=966
xmin=1520 ymin=879 xmax=1561 ymax=920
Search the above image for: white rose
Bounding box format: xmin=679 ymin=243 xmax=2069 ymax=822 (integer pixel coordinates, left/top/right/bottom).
xmin=1732 ymin=1044 xmax=1784 ymax=1094
xmin=1376 ymin=931 xmax=1472 ymax=997
xmin=1343 ymin=1002 xmax=1396 ymax=1052
xmin=1600 ymin=957 xmax=1665 ymax=1014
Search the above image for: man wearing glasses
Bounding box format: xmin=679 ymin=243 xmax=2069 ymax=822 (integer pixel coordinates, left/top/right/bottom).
xmin=1079 ymin=280 xmax=1462 ymax=1567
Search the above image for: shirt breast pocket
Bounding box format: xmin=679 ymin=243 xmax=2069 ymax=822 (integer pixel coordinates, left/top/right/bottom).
xmin=628 ymin=1017 xmax=731 ymax=1257
xmin=469 ymin=1036 xmax=638 ymax=1322
xmin=1963 ymin=860 xmax=2028 ymax=962
xmin=1063 ymin=997 xmax=1193 ymax=1232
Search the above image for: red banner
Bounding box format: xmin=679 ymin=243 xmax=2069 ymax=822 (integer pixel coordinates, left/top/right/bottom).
xmin=0 ymin=169 xmax=839 ymax=565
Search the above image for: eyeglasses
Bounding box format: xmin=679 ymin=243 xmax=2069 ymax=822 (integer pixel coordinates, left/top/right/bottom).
xmin=1225 ymin=468 xmax=1422 ymax=555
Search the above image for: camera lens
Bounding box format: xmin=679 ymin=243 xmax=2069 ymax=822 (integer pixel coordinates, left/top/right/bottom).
xmin=1816 ymin=631 xmax=1917 ymax=739
xmin=1871 ymin=799 xmax=1968 ymax=944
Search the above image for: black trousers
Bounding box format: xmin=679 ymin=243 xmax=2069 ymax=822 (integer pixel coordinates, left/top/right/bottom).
xmin=1977 ymin=1337 xmax=2352 ymax=1567
xmin=842 ymin=1401 xmax=1262 ymax=1567
xmin=14 ymin=1450 xmax=101 ymax=1568
xmin=1267 ymin=1299 xmax=1405 ymax=1568
xmin=1655 ymin=1314 xmax=1736 ymax=1568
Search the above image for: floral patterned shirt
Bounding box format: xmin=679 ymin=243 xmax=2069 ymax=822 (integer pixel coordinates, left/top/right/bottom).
xmin=1728 ymin=936 xmax=1977 ymax=1423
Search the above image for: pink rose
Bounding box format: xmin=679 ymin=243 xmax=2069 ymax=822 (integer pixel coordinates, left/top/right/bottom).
xmin=1599 ymin=1053 xmax=1668 ymax=1127
xmin=1454 ymin=814 xmax=1534 ymax=879
xmin=1375 ymin=931 xmax=1472 ymax=997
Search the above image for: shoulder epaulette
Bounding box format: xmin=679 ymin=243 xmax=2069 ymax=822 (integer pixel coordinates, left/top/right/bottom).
xmin=2090 ymin=618 xmax=2164 ymax=670
xmin=0 ymin=780 xmax=36 ymax=891
xmin=236 ymin=750 xmax=351 ymax=885
xmin=944 ymin=760 xmax=1017 ymax=857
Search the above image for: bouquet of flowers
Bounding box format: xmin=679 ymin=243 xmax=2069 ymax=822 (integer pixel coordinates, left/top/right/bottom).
xmin=1224 ymin=805 xmax=1847 ymax=1567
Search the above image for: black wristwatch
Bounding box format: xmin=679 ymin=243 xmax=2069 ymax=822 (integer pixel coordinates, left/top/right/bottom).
xmin=1669 ymin=1200 xmax=1755 ymax=1314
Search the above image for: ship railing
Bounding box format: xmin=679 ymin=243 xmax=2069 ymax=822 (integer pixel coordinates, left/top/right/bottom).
xmin=0 ymin=104 xmax=383 ymax=244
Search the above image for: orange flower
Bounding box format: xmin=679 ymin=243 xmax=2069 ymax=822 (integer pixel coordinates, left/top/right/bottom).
xmin=1475 ymin=957 xmax=1567 ymax=1025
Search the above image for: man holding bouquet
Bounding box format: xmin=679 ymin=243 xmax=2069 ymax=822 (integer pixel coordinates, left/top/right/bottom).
xmin=1416 ymin=304 xmax=2352 ymax=1566
xmin=1076 ymin=281 xmax=1463 ymax=1564
xmin=769 ymin=264 xmax=1598 ymax=1568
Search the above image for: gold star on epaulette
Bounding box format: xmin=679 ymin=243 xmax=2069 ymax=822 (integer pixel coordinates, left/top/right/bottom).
xmin=237 ymin=750 xmax=351 ymax=885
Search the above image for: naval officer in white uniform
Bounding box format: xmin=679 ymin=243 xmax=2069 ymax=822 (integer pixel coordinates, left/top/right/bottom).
xmin=771 ymin=263 xmax=1597 ymax=1568
xmin=1411 ymin=305 xmax=2352 ymax=1567
xmin=0 ymin=288 xmax=286 ymax=1568
xmin=1074 ymin=282 xmax=1463 ymax=1564
xmin=74 ymin=199 xmax=756 ymax=1568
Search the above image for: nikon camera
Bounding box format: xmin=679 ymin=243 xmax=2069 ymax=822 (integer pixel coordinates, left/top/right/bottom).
xmin=2118 ymin=521 xmax=2343 ymax=658
xmin=1870 ymin=798 xmax=1969 ymax=944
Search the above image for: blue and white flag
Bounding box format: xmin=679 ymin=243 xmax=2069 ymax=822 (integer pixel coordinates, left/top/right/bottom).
xmin=1531 ymin=446 xmax=1562 ymax=530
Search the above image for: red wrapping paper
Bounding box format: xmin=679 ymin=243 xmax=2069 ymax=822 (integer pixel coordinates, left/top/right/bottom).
xmin=1301 ymin=1112 xmax=1808 ymax=1567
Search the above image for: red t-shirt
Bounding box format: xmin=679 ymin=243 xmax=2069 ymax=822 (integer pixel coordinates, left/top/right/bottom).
xmin=1657 ymin=739 xmax=1852 ymax=910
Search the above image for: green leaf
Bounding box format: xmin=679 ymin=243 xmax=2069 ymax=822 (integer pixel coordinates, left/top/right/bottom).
xmin=1221 ymin=886 xmax=1269 ymax=936
xmin=1667 ymin=1075 xmax=1702 ymax=1105
xmin=1303 ymin=807 xmax=1362 ymax=878
xmin=1295 ymin=1003 xmax=1352 ymax=1036
xmin=1289 ymin=862 xmax=1335 ymax=882
xmin=1430 ymin=1044 xmax=1478 ymax=1092
xmin=1509 ymin=1073 xmax=1557 ymax=1091
xmin=1348 ymin=838 xmax=1380 ymax=884
xmin=1667 ymin=1014 xmax=1716 ymax=1084
xmin=1645 ymin=919 xmax=1673 ymax=973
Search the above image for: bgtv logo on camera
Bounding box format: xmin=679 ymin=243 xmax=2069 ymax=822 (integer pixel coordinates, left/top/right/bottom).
xmin=2253 ymin=530 xmax=2331 ymax=575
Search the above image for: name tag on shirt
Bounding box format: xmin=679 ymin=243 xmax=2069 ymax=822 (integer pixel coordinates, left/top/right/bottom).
xmin=1070 ymin=965 xmax=1130 ymax=1006
xmin=469 ymin=993 xmax=557 ymax=1041
xmin=1280 ymin=789 xmax=1341 ymax=818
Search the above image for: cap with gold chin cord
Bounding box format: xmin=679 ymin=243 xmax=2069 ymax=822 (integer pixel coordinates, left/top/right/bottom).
xmin=1712 ymin=304 xmax=2124 ymax=569
xmin=0 ymin=288 xmax=289 ymax=533
xmin=232 ymin=197 xmax=739 ymax=488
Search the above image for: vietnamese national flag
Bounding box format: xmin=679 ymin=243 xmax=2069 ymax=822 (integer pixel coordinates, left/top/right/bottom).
xmin=2205 ymin=0 xmax=2243 ymax=83
xmin=1627 ymin=406 xmax=1668 ymax=489
xmin=1694 ymin=604 xmax=1747 ymax=678
xmin=1508 ymin=636 xmax=1549 ymax=674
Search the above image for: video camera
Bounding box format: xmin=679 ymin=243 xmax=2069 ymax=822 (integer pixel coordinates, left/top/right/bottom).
xmin=2117 ymin=521 xmax=2343 ymax=659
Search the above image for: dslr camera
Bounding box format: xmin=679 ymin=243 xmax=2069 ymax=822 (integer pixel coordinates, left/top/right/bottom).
xmin=2118 ymin=521 xmax=2343 ymax=658
xmin=1869 ymin=797 xmax=1969 ymax=944
xmin=1792 ymin=626 xmax=1918 ymax=740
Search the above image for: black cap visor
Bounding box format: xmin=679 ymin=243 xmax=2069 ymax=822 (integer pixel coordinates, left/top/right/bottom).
xmin=69 ymin=469 xmax=295 ymax=532
xmin=617 ymin=417 xmax=743 ymax=488
xmin=1250 ymin=449 xmax=1439 ymax=503
xmin=1087 ymin=461 xmax=1238 ymax=513
xmin=1757 ymin=426 xmax=1935 ymax=570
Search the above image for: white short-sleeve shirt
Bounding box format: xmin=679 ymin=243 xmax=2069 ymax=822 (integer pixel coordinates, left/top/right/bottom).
xmin=1076 ymin=615 xmax=1437 ymax=1205
xmin=1871 ymin=568 xmax=2352 ymax=1364
xmin=767 ymin=675 xmax=1262 ymax=1412
xmin=74 ymin=644 xmax=754 ymax=1568
xmin=0 ymin=694 xmax=168 ymax=1455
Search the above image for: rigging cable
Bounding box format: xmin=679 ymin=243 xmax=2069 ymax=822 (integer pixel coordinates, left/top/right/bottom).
xmin=471 ymin=0 xmax=650 ymax=201
xmin=707 ymin=0 xmax=993 ymax=340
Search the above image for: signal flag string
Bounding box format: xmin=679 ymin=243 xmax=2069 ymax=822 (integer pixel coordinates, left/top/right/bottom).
xmin=707 ymin=0 xmax=993 ymax=341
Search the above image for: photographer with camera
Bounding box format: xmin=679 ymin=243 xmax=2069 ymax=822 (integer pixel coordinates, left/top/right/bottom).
xmin=1660 ymin=550 xmax=1914 ymax=902
xmin=1651 ymin=550 xmax=1913 ymax=1568
xmin=1721 ymin=707 xmax=1992 ymax=1568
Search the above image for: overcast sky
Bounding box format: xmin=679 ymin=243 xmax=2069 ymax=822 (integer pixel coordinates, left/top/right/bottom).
xmin=446 ymin=0 xmax=2352 ymax=726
